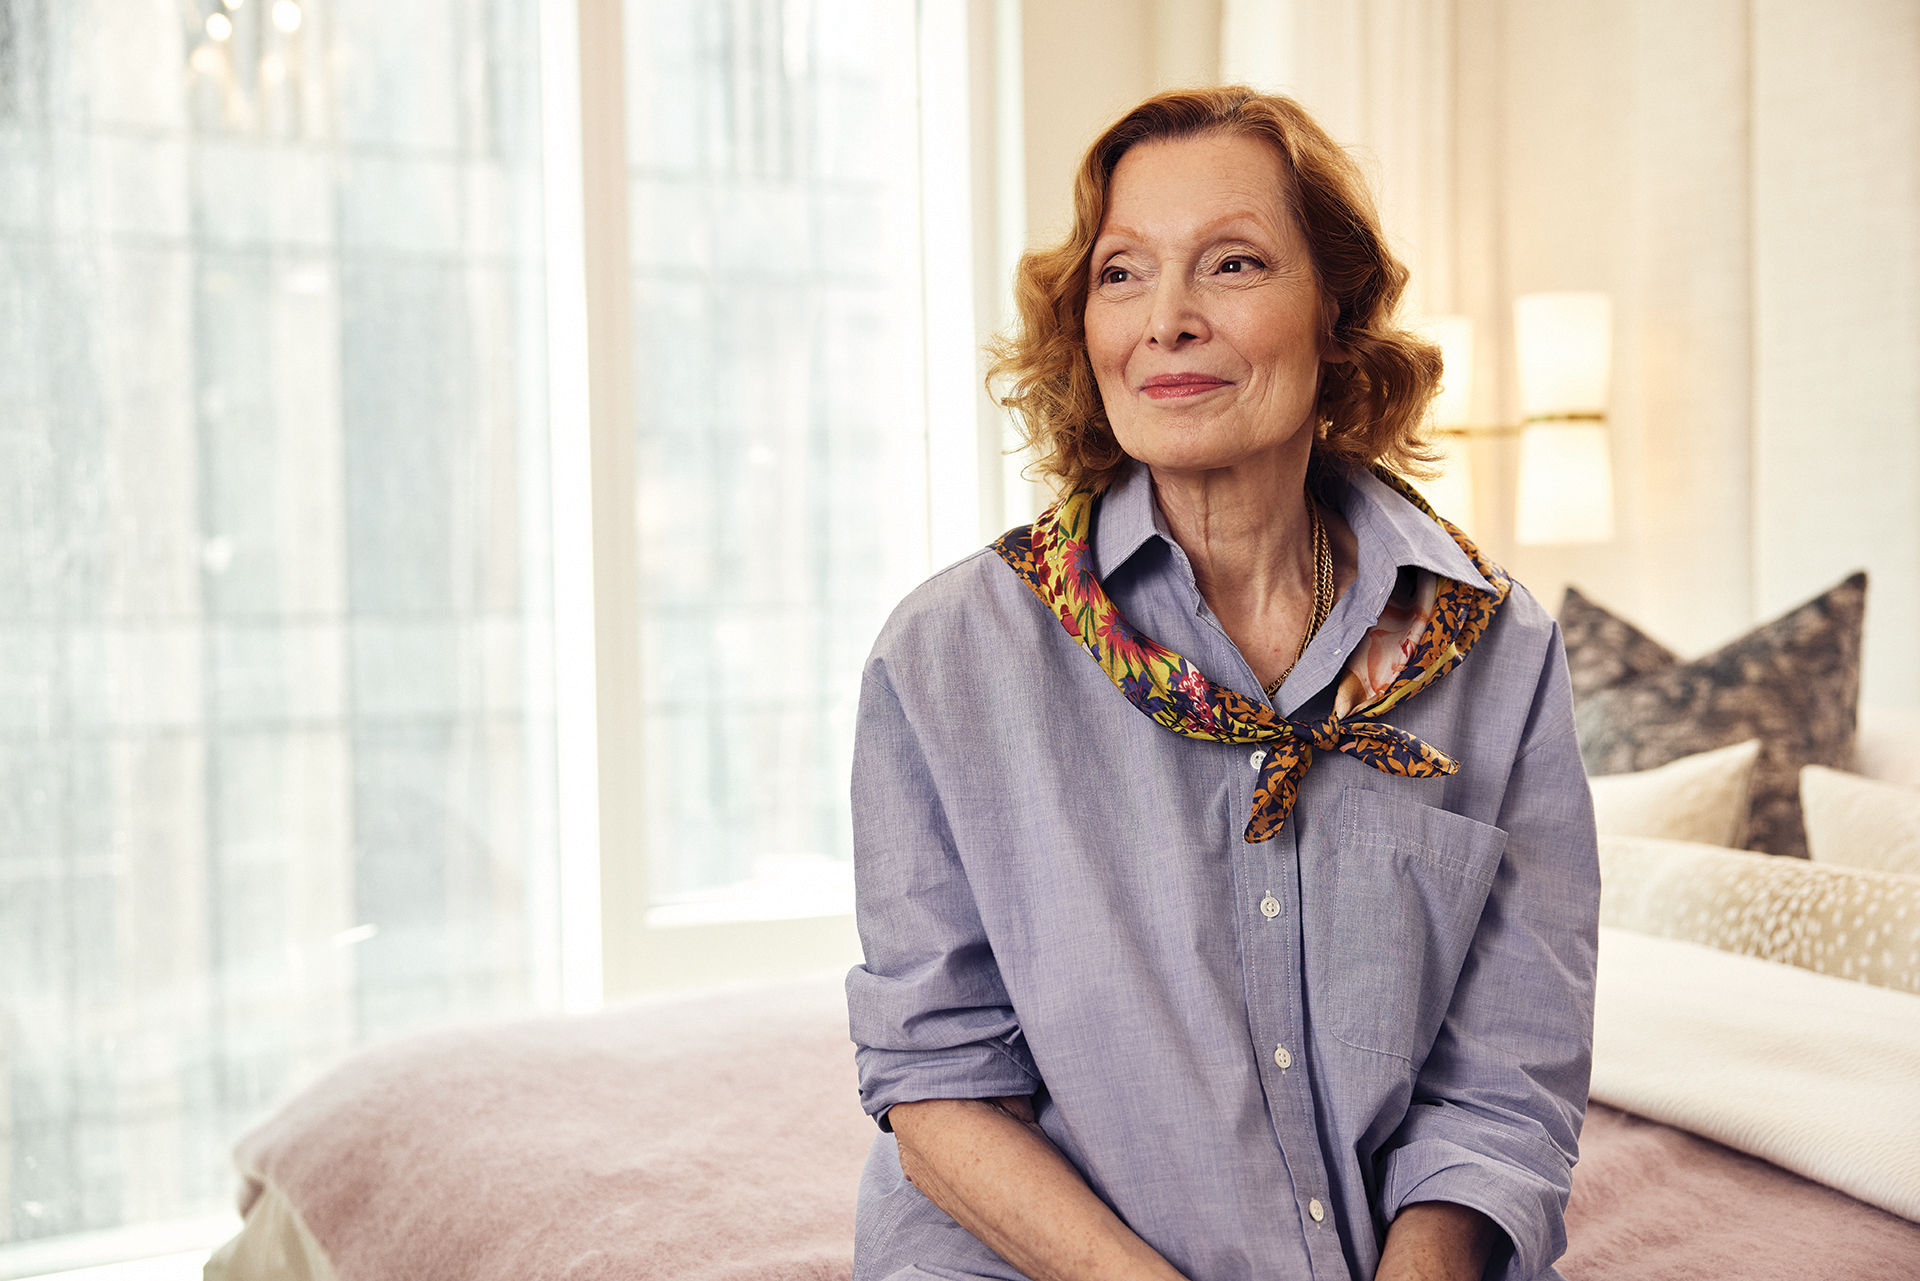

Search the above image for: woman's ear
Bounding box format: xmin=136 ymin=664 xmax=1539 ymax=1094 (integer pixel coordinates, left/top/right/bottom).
xmin=1318 ymin=296 xmax=1349 ymax=363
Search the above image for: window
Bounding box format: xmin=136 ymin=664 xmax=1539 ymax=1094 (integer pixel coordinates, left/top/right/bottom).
xmin=625 ymin=0 xmax=929 ymax=919
xmin=0 ymin=0 xmax=553 ymax=1270
xmin=0 ymin=0 xmax=993 ymax=1272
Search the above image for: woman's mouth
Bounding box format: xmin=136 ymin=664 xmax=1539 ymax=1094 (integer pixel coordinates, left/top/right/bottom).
xmin=1139 ymin=374 xmax=1230 ymax=400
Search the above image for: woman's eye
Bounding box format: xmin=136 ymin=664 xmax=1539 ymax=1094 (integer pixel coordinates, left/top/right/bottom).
xmin=1101 ymin=266 xmax=1131 ymax=285
xmin=1220 ymin=256 xmax=1264 ymax=274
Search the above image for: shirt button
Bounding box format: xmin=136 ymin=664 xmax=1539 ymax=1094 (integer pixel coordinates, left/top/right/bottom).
xmin=1273 ymin=1044 xmax=1292 ymax=1070
xmin=1248 ymin=748 xmax=1266 ymax=770
xmin=1308 ymin=1197 xmax=1325 ymax=1223
xmin=1259 ymin=895 xmax=1280 ymax=919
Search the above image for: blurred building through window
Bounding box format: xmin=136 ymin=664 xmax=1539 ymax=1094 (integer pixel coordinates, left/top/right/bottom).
xmin=0 ymin=0 xmax=555 ymax=1263
xmin=0 ymin=0 xmax=938 ymax=1266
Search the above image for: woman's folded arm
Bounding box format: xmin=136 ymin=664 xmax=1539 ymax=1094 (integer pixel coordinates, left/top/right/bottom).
xmin=1375 ymin=1201 xmax=1498 ymax=1281
xmin=846 ymin=662 xmax=1042 ymax=1122
xmin=888 ymin=1095 xmax=1190 ymax=1281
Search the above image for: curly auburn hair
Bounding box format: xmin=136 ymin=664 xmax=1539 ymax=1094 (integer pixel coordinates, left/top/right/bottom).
xmin=989 ymin=85 xmax=1442 ymax=494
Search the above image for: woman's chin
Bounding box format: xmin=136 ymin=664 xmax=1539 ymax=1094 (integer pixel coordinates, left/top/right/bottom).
xmin=1116 ymin=417 xmax=1314 ymax=483
xmin=1128 ymin=443 xmax=1308 ymax=484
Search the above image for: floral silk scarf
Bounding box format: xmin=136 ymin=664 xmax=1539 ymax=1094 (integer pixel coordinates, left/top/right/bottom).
xmin=991 ymin=469 xmax=1512 ymax=843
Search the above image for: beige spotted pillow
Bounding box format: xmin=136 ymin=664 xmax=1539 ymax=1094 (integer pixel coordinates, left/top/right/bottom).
xmin=1598 ymin=834 xmax=1920 ymax=995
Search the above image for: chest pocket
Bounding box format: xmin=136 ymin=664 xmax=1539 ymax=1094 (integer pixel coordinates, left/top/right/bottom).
xmin=1300 ymin=786 xmax=1508 ymax=1063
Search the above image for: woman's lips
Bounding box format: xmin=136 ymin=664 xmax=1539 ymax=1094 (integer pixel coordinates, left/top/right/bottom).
xmin=1139 ymin=374 xmax=1230 ymax=400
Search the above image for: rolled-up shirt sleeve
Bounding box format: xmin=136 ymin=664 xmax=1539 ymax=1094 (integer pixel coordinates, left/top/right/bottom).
xmin=845 ymin=659 xmax=1040 ymax=1131
xmin=1375 ymin=624 xmax=1601 ymax=1281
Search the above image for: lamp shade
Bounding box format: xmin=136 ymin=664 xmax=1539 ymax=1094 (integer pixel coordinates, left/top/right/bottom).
xmin=1514 ymin=292 xmax=1612 ymax=420
xmin=1515 ymin=422 xmax=1614 ymax=544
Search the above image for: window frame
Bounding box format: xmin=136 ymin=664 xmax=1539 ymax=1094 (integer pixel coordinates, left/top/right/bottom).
xmin=545 ymin=0 xmax=1029 ymax=1004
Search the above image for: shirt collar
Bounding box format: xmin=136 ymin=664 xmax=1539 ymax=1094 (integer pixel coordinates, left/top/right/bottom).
xmin=1337 ymin=467 xmax=1495 ymax=595
xmin=1092 ymin=458 xmax=1169 ymax=583
xmin=1091 ymin=457 xmax=1494 ymax=596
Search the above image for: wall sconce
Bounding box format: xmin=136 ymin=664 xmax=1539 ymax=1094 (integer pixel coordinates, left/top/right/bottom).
xmin=1513 ymin=292 xmax=1614 ymax=545
xmin=1421 ymin=291 xmax=1615 ymax=546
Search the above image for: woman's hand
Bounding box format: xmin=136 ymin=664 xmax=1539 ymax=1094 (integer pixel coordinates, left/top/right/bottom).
xmin=1373 ymin=1201 xmax=1499 ymax=1281
xmin=889 ymin=1095 xmax=1191 ymax=1281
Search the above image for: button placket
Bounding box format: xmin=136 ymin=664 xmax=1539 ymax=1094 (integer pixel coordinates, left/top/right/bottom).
xmin=1237 ymin=748 xmax=1336 ymax=1260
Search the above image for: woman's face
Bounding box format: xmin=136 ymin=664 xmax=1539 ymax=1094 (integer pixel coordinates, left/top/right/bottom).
xmin=1084 ymin=131 xmax=1334 ymax=481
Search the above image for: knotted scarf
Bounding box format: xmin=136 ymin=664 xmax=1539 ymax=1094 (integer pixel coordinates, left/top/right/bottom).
xmin=991 ymin=468 xmax=1511 ymax=843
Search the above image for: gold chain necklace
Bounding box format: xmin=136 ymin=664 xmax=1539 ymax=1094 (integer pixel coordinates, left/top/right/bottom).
xmin=1263 ymin=497 xmax=1334 ymax=698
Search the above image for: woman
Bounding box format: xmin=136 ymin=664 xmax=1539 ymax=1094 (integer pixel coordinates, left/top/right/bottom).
xmin=845 ymin=87 xmax=1598 ymax=1281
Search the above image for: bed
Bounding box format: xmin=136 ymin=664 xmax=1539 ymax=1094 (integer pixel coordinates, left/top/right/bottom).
xmin=203 ymin=582 xmax=1920 ymax=1279
xmin=200 ymin=899 xmax=1920 ymax=1281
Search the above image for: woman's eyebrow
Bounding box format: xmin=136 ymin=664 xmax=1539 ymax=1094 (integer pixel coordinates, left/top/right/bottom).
xmin=1189 ymin=211 xmax=1277 ymax=242
xmin=1093 ymin=212 xmax=1276 ymax=255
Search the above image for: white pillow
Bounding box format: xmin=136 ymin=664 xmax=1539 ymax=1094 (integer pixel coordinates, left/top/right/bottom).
xmin=1852 ymin=707 xmax=1920 ymax=789
xmin=1801 ymin=763 xmax=1920 ymax=876
xmin=1587 ymin=738 xmax=1760 ymax=848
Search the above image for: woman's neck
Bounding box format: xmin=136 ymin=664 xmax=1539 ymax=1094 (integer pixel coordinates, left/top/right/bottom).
xmin=1146 ymin=448 xmax=1356 ymax=693
xmin=1149 ymin=452 xmax=1316 ymax=616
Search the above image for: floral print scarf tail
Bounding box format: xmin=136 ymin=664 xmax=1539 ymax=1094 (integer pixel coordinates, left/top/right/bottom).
xmin=991 ymin=468 xmax=1512 ymax=843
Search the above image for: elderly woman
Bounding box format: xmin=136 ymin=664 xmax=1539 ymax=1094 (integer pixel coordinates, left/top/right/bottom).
xmin=845 ymin=87 xmax=1598 ymax=1281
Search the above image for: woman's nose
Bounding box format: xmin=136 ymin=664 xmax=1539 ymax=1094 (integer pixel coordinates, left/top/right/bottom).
xmin=1146 ymin=276 xmax=1208 ymax=348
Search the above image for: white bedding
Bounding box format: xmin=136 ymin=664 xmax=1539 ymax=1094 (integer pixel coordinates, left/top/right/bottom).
xmin=1591 ymin=925 xmax=1920 ymax=1222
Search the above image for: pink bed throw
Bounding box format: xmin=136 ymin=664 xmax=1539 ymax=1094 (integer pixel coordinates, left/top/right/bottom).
xmin=224 ymin=973 xmax=1920 ymax=1280
xmin=226 ymin=976 xmax=874 ymax=1281
xmin=1562 ymin=1104 xmax=1920 ymax=1279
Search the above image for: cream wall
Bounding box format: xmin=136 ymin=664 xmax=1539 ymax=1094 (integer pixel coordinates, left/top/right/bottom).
xmin=1019 ymin=0 xmax=1221 ymax=246
xmin=1457 ymin=0 xmax=1917 ymax=706
xmin=1017 ymin=0 xmax=1920 ymax=706
xmin=1750 ymin=0 xmax=1920 ymax=707
xmin=1467 ymin=0 xmax=1758 ymax=657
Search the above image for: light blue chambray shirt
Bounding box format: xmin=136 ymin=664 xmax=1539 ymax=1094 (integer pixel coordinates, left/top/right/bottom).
xmin=845 ymin=460 xmax=1600 ymax=1281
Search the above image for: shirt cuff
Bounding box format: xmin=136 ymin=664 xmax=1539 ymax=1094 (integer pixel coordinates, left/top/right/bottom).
xmin=856 ymin=1035 xmax=1041 ymax=1132
xmin=1378 ymin=1135 xmax=1571 ymax=1281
